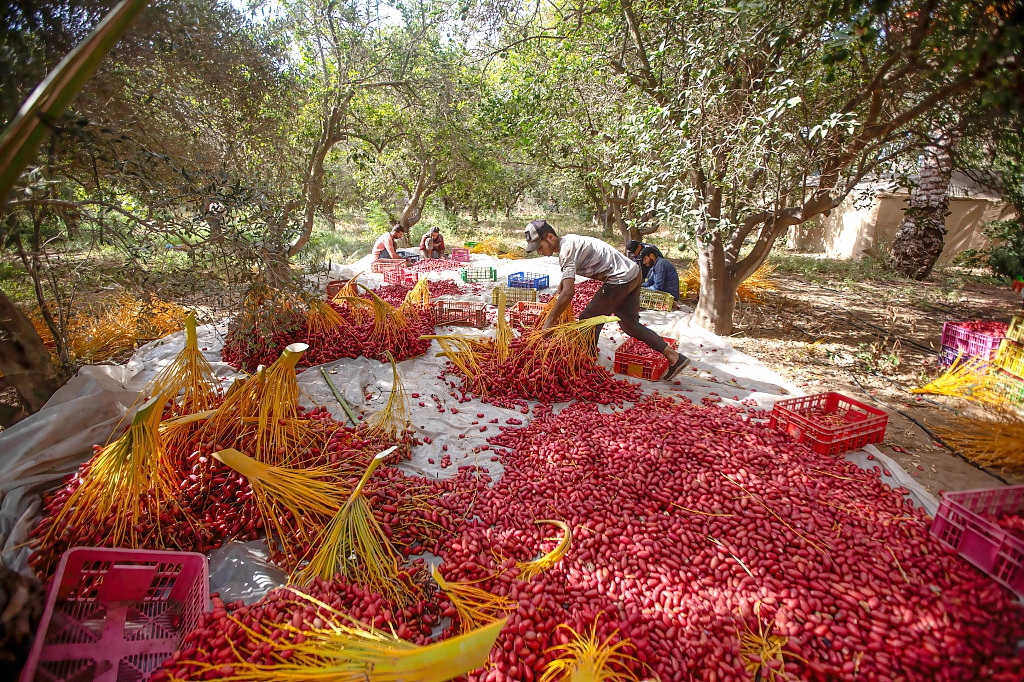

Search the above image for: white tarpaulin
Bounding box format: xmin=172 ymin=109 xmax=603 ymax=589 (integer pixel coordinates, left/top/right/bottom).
xmin=0 ymin=252 xmax=937 ymax=577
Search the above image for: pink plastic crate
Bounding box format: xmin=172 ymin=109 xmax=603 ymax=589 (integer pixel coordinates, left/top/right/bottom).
xmin=939 ymin=321 xmax=1007 ymax=361
xmin=21 ymin=547 xmax=209 ymax=682
xmin=451 ymin=247 xmax=471 ymax=262
xmin=769 ymin=392 xmax=888 ymax=456
xmin=930 ymin=485 xmax=1024 ymax=598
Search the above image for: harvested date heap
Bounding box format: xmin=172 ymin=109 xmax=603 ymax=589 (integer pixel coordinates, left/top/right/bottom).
xmin=372 ymin=279 xmax=471 ymax=307
xmin=432 ymin=314 xmax=643 ymax=407
xmin=410 ymin=258 xmax=466 ymax=272
xmin=447 ymin=397 xmax=1023 ymax=681
xmin=28 ymin=344 xmax=410 ymax=579
xmin=221 ymin=285 xmax=432 ymax=371
xmin=153 ymin=396 xmax=1023 ymax=681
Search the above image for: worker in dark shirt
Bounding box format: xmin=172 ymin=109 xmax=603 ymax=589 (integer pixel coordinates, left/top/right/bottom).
xmin=625 ymin=240 xmax=664 ymax=278
xmin=640 ymin=247 xmax=680 ymax=300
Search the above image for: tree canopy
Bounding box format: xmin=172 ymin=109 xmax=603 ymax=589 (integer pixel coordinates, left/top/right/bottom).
xmin=1 ymin=0 xmax=1022 ymax=391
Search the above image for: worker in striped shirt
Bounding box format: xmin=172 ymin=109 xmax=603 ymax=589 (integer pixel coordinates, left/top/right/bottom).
xmin=525 ymin=219 xmax=691 ymax=381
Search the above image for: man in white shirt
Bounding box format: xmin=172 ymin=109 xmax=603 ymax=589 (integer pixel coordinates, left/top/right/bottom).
xmin=372 ymin=224 xmax=407 ymax=260
xmin=524 ymin=219 xmax=691 ymax=380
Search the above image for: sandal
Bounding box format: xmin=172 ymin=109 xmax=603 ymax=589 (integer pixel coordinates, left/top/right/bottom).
xmin=664 ymin=354 xmax=691 ymax=381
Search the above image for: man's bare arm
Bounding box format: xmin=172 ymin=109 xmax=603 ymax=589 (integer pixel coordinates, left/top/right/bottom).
xmin=543 ymin=278 xmax=575 ymax=329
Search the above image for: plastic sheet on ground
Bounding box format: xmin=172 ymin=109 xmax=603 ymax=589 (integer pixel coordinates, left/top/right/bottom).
xmin=207 ymin=540 xmax=289 ymax=605
xmin=0 ymin=251 xmax=936 ymax=579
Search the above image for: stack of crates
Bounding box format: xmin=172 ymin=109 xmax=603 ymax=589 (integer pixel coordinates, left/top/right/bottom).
xmin=937 ymin=320 xmax=1007 ymax=366
xmin=993 ymin=316 xmax=1024 ymax=407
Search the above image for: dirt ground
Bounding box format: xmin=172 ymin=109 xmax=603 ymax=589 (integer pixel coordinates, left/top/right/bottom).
xmin=723 ymin=270 xmax=1023 ymax=496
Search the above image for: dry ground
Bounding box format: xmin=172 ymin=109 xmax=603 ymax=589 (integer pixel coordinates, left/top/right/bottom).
xmin=717 ymin=267 xmax=1022 ymax=495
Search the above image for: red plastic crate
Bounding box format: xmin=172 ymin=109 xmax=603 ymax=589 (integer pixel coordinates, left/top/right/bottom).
xmin=326 ymin=280 xmax=345 ymax=299
xmin=613 ymin=337 xmax=678 ymax=381
xmin=940 ymin=321 xmax=1007 ymax=361
xmin=508 ymin=301 xmax=548 ymax=329
xmin=370 ymin=258 xmax=406 ymax=273
xmin=21 ymin=547 xmax=209 ymax=682
xmin=769 ymin=392 xmax=888 ymax=456
xmin=432 ymin=300 xmax=487 ymax=328
xmin=382 ymin=267 xmax=419 ymax=286
xmin=930 ymin=485 xmax=1024 ymax=598
xmin=451 ymin=247 xmax=471 ymax=263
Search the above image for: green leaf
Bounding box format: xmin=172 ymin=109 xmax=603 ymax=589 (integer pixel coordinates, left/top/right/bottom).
xmin=0 ymin=0 xmax=150 ymax=204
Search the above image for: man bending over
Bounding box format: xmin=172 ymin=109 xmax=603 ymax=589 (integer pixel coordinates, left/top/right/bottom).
xmin=525 ymin=219 xmax=690 ymax=381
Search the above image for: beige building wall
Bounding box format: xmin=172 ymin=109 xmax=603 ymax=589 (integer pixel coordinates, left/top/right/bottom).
xmin=787 ymin=179 xmax=1015 ymax=263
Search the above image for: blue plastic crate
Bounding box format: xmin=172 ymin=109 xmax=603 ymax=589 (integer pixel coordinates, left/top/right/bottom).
xmin=507 ymin=272 xmax=550 ymax=289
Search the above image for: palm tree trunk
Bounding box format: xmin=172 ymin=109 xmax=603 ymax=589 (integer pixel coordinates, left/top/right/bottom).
xmin=891 ymin=130 xmax=957 ymax=280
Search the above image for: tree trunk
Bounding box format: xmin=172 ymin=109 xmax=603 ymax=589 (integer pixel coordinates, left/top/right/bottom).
xmin=289 ymin=96 xmax=353 ymax=257
xmin=604 ymin=184 xmax=643 ymax=245
xmin=607 ymin=200 xmax=630 ymax=245
xmin=203 ymin=198 xmax=223 ymax=242
xmin=0 ymin=289 xmax=61 ymax=414
xmin=693 ymin=233 xmax=736 ymax=335
xmin=891 ymin=131 xmax=956 ymax=280
xmin=398 ymin=159 xmax=442 ymax=231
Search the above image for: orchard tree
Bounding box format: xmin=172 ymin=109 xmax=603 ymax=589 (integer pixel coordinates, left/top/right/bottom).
xmin=0 ymin=0 xmax=292 ymax=413
xmin=344 ymin=18 xmax=496 ymax=231
xmin=485 ymin=34 xmax=659 ymax=242
xmin=280 ymin=0 xmax=469 ymax=254
xmin=493 ymin=0 xmax=1023 ymax=334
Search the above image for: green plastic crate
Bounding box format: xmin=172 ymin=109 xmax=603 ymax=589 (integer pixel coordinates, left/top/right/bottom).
xmin=460 ymin=267 xmax=497 ymax=283
xmin=464 ymin=241 xmax=479 ymax=248
xmin=993 ymin=369 xmax=1024 ymax=407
